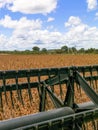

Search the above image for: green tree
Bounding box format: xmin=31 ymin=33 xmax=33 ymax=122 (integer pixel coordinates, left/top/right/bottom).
xmin=55 ymin=49 xmax=62 ymax=54
xmin=86 ymin=48 xmax=95 ymax=53
xmin=41 ymin=48 xmax=47 ymax=53
xmin=79 ymin=48 xmax=85 ymax=53
xmin=32 ymin=46 xmax=40 ymax=52
xmin=71 ymin=47 xmax=77 ymax=54
xmin=61 ymin=45 xmax=68 ymax=53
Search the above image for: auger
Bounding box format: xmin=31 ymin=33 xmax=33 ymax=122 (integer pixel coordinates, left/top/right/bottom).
xmin=0 ymin=65 xmax=98 ymax=130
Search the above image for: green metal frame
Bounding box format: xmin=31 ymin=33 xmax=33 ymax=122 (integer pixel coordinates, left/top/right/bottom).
xmin=0 ymin=65 xmax=98 ymax=129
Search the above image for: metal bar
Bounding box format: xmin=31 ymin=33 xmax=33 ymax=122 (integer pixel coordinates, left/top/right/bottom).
xmin=0 ymin=67 xmax=69 ymax=80
xmin=64 ymin=82 xmax=74 ymax=107
xmin=0 ymin=82 xmax=39 ymax=92
xmin=64 ymin=75 xmax=74 ymax=108
xmin=89 ymin=67 xmax=95 ymax=88
xmin=0 ymin=107 xmax=74 ymax=130
xmin=76 ymin=65 xmax=98 ymax=73
xmin=9 ymin=85 xmax=14 ymax=108
xmin=75 ymin=71 xmax=98 ymax=106
xmin=2 ymin=72 xmax=8 ymax=105
xmin=0 ymin=65 xmax=97 ymax=79
xmin=39 ymin=85 xmax=46 ymax=112
xmin=12 ymin=108 xmax=98 ymax=130
xmin=15 ymin=74 xmax=24 ymax=106
xmin=45 ymin=73 xmax=68 ymax=86
xmin=45 ymin=85 xmax=64 ymax=108
xmin=0 ymin=80 xmax=67 ymax=93
xmin=37 ymin=72 xmax=44 ymax=112
xmin=58 ymin=69 xmax=63 ymax=99
xmin=48 ymin=69 xmax=54 ymax=92
xmin=26 ymin=72 xmax=33 ymax=104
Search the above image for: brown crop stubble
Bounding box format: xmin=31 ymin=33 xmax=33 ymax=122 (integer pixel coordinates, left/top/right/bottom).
xmin=0 ymin=54 xmax=98 ymax=120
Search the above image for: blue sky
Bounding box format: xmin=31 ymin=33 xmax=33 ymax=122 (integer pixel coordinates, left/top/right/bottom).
xmin=0 ymin=0 xmax=98 ymax=50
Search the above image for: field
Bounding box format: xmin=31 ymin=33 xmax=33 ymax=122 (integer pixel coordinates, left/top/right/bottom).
xmin=0 ymin=54 xmax=98 ymax=120
xmin=0 ymin=54 xmax=98 ymax=70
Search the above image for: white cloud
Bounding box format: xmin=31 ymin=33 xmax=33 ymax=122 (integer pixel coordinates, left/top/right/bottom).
xmin=0 ymin=16 xmax=98 ymax=50
xmin=0 ymin=15 xmax=42 ymax=50
xmin=64 ymin=16 xmax=98 ymax=49
xmin=86 ymin=0 xmax=98 ymax=10
xmin=47 ymin=17 xmax=55 ymax=22
xmin=0 ymin=0 xmax=57 ymax=14
xmin=65 ymin=16 xmax=82 ymax=27
xmin=0 ymin=34 xmax=7 ymax=43
xmin=0 ymin=34 xmax=8 ymax=50
xmin=0 ymin=15 xmax=63 ymax=50
xmin=0 ymin=15 xmax=42 ymax=30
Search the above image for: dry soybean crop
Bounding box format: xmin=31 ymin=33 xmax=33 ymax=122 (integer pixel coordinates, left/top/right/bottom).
xmin=0 ymin=54 xmax=98 ymax=120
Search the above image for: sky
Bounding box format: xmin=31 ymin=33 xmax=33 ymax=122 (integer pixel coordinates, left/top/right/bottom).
xmin=0 ymin=0 xmax=98 ymax=51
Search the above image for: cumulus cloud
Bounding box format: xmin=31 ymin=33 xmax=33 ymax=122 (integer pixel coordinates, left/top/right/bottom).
xmin=0 ymin=34 xmax=7 ymax=43
xmin=0 ymin=15 xmax=42 ymax=50
xmin=0 ymin=16 xmax=98 ymax=50
xmin=64 ymin=16 xmax=98 ymax=49
xmin=65 ymin=16 xmax=82 ymax=27
xmin=0 ymin=34 xmax=8 ymax=50
xmin=0 ymin=15 xmax=42 ymax=30
xmin=0 ymin=15 xmax=63 ymax=50
xmin=0 ymin=0 xmax=57 ymax=14
xmin=86 ymin=0 xmax=98 ymax=10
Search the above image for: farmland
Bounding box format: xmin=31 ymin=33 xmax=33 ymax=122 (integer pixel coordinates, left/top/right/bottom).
xmin=0 ymin=54 xmax=98 ymax=70
xmin=0 ymin=54 xmax=98 ymax=120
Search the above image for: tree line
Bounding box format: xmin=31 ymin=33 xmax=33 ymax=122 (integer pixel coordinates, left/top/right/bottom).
xmin=0 ymin=45 xmax=98 ymax=54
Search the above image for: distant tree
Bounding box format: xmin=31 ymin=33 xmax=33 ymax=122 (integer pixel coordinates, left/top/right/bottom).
xmin=79 ymin=48 xmax=85 ymax=53
xmin=24 ymin=50 xmax=31 ymax=54
xmin=41 ymin=48 xmax=47 ymax=53
xmin=95 ymin=49 xmax=98 ymax=53
xmin=25 ymin=50 xmax=30 ymax=52
xmin=25 ymin=49 xmax=30 ymax=51
xmin=61 ymin=45 xmax=68 ymax=53
xmin=71 ymin=47 xmax=77 ymax=53
xmin=55 ymin=49 xmax=62 ymax=54
xmin=86 ymin=48 xmax=95 ymax=53
xmin=32 ymin=46 xmax=40 ymax=52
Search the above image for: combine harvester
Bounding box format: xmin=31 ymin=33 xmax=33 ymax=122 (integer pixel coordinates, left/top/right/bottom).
xmin=0 ymin=65 xmax=98 ymax=130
